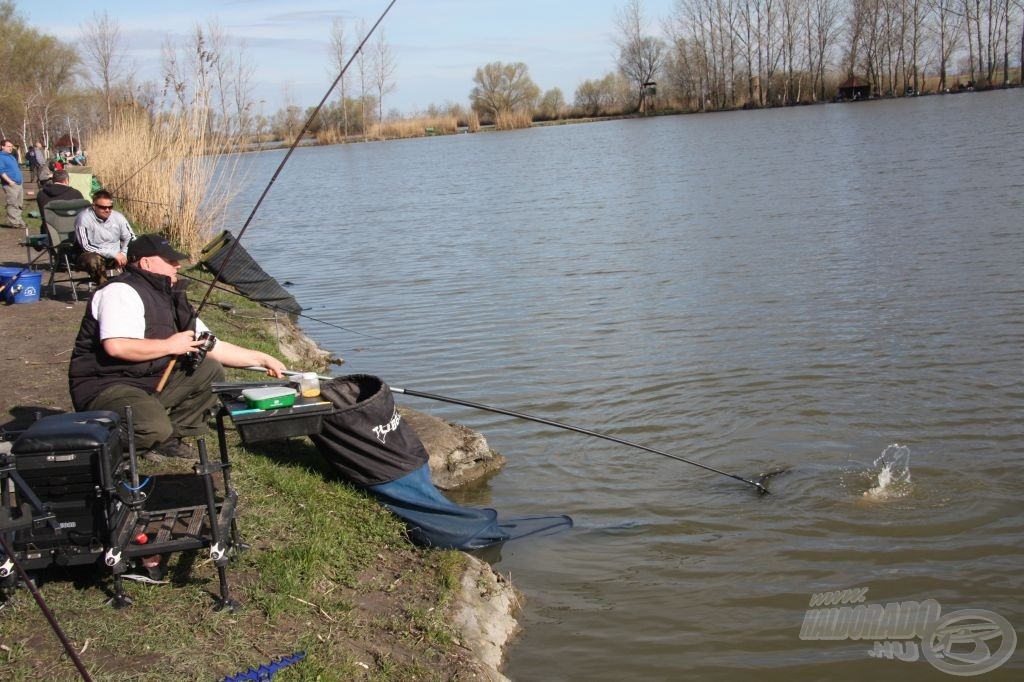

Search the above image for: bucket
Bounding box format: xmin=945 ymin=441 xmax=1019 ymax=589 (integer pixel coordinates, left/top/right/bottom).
xmin=0 ymin=266 xmax=21 ymax=296
xmin=1 ymin=268 xmax=42 ymax=304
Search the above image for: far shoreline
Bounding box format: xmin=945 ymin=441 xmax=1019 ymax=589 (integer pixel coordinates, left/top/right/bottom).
xmin=233 ymin=82 xmax=1020 ymax=154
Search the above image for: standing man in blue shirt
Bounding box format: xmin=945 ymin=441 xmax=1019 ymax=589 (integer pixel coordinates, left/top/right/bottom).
xmin=0 ymin=139 xmax=27 ymax=231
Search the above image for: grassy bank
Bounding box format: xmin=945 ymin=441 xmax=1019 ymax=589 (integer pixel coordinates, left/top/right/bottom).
xmin=0 ymin=270 xmax=480 ymax=681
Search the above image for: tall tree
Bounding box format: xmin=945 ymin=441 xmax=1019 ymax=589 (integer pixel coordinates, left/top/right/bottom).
xmin=807 ymin=0 xmax=842 ymax=100
xmin=1016 ymin=0 xmax=1024 ymax=84
xmin=615 ymin=0 xmax=668 ymax=111
xmin=538 ymin=87 xmax=567 ymax=119
xmin=372 ymin=28 xmax=397 ymax=122
xmin=0 ymin=2 xmax=78 ymax=147
xmin=81 ymin=11 xmax=132 ymax=128
xmin=927 ymin=0 xmax=964 ymax=90
xmin=356 ymin=19 xmax=371 ymax=133
xmin=232 ymin=39 xmax=256 ymax=138
xmin=329 ymin=18 xmax=351 ymax=137
xmin=469 ymin=62 xmax=540 ymax=120
xmin=161 ymin=20 xmax=256 ymax=138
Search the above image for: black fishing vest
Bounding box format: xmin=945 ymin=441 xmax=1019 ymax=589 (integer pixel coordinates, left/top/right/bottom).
xmin=68 ymin=266 xmax=198 ymax=410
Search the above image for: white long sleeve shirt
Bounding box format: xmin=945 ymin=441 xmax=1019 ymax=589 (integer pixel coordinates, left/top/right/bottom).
xmin=75 ymin=207 xmax=135 ymax=258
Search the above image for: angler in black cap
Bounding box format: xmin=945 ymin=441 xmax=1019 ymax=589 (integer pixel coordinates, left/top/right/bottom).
xmin=68 ymin=233 xmax=285 ymax=460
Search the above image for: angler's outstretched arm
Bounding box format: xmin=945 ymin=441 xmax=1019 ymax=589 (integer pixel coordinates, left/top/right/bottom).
xmin=208 ymin=339 xmax=286 ymax=377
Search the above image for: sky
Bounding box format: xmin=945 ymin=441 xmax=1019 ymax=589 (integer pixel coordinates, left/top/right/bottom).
xmin=23 ymin=0 xmax=677 ymax=117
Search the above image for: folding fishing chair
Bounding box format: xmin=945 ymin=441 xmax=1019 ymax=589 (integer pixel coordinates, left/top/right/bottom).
xmin=41 ymin=198 xmax=91 ymax=302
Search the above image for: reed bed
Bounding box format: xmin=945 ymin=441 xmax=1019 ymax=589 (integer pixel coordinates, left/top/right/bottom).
xmin=494 ymin=109 xmax=533 ymax=130
xmin=315 ymin=126 xmax=349 ymax=145
xmin=366 ymin=115 xmax=461 ymax=140
xmin=87 ymin=108 xmax=246 ymax=256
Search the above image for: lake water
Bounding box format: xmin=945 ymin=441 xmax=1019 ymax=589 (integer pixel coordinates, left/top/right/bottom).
xmin=223 ymin=90 xmax=1023 ymax=681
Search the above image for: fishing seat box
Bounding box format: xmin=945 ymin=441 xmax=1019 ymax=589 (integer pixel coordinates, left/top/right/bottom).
xmin=9 ymin=411 xmax=126 ymax=563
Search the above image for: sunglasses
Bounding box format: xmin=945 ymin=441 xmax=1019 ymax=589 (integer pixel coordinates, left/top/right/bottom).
xmin=93 ymin=204 xmax=114 ymax=210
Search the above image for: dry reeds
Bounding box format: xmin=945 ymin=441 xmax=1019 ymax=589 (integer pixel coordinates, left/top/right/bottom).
xmin=316 ymin=127 xmax=349 ymax=145
xmin=87 ymin=107 xmax=247 ymax=256
xmin=366 ymin=115 xmax=460 ymax=140
xmin=494 ymin=110 xmax=533 ymax=130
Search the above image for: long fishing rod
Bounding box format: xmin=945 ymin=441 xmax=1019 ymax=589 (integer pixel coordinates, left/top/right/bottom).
xmin=0 ymin=249 xmax=50 ymax=296
xmin=390 ymin=385 xmax=773 ymax=495
xmin=154 ymin=0 xmax=398 ymax=394
xmin=177 ymin=271 xmax=390 ymax=343
xmin=0 ymin=535 xmax=94 ymax=681
xmin=244 ymin=368 xmax=771 ymax=495
xmin=192 ymin=0 xmax=399 ymax=317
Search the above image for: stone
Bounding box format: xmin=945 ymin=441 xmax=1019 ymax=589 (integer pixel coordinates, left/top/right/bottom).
xmin=450 ymin=554 xmax=520 ymax=680
xmin=400 ymin=407 xmax=507 ymax=490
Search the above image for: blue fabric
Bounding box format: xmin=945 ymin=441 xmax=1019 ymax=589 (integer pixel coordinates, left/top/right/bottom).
xmin=366 ymin=463 xmax=572 ymax=550
xmin=0 ymin=151 xmax=23 ymax=185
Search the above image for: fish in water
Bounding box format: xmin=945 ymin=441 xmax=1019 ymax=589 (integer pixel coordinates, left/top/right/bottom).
xmin=862 ymin=443 xmax=912 ymax=500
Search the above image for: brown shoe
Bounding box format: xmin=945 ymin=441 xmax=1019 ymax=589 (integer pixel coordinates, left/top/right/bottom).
xmin=149 ymin=437 xmax=196 ymax=460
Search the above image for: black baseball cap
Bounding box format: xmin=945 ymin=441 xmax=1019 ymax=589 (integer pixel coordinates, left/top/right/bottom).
xmin=127 ymin=233 xmax=189 ymax=263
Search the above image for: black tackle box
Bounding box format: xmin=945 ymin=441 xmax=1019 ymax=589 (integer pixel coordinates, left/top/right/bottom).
xmin=9 ymin=411 xmax=125 ymax=557
xmin=221 ymin=396 xmax=335 ymax=444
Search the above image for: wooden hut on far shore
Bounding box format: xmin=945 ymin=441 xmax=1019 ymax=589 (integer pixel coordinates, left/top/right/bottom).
xmin=836 ymin=77 xmax=872 ymax=101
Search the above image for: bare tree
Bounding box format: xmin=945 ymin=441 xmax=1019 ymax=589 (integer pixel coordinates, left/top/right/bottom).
xmin=927 ymin=0 xmax=965 ymax=90
xmin=205 ymin=19 xmax=234 ymax=135
xmin=160 ymin=21 xmax=256 ymax=138
xmin=538 ymin=87 xmax=567 ymax=119
xmin=807 ymin=0 xmax=842 ymax=100
xmin=355 ymin=19 xmax=371 ymax=133
xmin=665 ymin=0 xmax=744 ymax=110
xmin=470 ymin=62 xmax=540 ymax=120
xmin=329 ymin=18 xmax=351 ymax=137
xmin=232 ymin=39 xmax=256 ymax=138
xmin=372 ymin=28 xmax=397 ymax=122
xmin=81 ymin=11 xmax=133 ymax=128
xmin=1016 ymin=0 xmax=1024 ymax=83
xmin=615 ymin=0 xmax=667 ymax=111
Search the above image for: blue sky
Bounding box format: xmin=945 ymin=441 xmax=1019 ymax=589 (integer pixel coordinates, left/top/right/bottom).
xmin=24 ymin=0 xmax=676 ymax=116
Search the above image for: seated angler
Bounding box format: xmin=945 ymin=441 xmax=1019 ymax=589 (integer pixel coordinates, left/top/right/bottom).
xmin=37 ymin=169 xmax=85 ymax=232
xmin=74 ymin=189 xmax=134 ymax=286
xmin=68 ymin=233 xmax=286 ymax=460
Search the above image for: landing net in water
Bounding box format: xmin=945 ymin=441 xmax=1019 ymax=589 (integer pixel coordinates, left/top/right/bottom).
xmin=311 ymin=374 xmax=571 ymax=550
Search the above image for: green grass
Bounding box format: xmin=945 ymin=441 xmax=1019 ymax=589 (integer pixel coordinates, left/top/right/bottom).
xmin=0 ymin=271 xmax=473 ymax=681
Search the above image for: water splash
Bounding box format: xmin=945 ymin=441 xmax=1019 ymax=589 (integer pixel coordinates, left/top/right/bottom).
xmin=863 ymin=443 xmax=913 ymax=499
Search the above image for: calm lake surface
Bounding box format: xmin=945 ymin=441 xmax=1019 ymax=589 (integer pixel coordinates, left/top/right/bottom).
xmin=224 ymin=91 xmax=1023 ymax=681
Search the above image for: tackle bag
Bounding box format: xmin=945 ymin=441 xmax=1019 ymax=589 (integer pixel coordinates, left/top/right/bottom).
xmin=311 ymin=375 xmax=571 ymax=549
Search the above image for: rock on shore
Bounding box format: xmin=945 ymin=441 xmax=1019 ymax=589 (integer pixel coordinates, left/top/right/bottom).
xmin=402 ymin=407 xmax=507 ymax=490
xmin=450 ymin=555 xmax=520 ymax=681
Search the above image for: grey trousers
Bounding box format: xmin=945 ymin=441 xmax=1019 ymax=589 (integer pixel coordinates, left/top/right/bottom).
xmin=3 ymin=182 xmax=25 ymax=229
xmin=86 ymin=356 xmax=225 ymax=450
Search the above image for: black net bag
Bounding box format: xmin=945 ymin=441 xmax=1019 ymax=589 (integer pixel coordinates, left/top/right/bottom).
xmin=311 ymin=374 xmax=427 ymax=487
xmin=311 ymin=375 xmax=572 ymax=549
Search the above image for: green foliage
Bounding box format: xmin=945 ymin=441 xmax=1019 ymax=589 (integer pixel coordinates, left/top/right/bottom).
xmin=0 ymin=1 xmax=79 ymax=147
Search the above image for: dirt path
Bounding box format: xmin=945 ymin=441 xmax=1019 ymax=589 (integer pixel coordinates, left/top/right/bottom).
xmin=0 ymin=184 xmax=79 ymax=434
